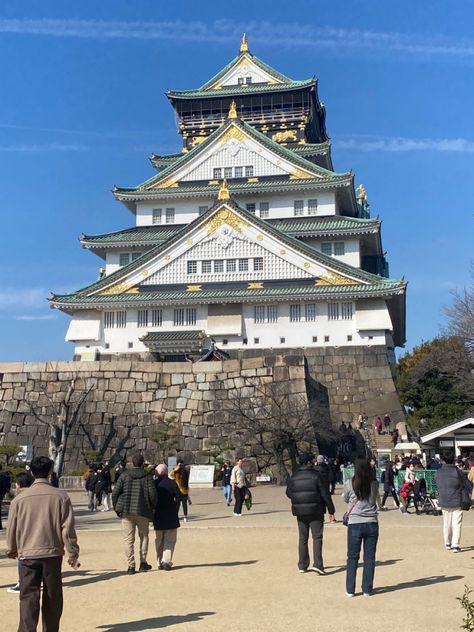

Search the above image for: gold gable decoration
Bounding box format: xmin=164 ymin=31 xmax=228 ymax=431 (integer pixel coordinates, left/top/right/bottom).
xmin=191 ymin=135 xmax=207 ymax=147
xmin=289 ymin=168 xmax=314 ymax=180
xmin=99 ymin=281 xmax=136 ymax=296
xmin=228 ymin=100 xmax=238 ymax=119
xmin=219 ymin=126 xmax=246 ymax=145
xmin=150 ymin=176 xmax=178 ymax=190
xmin=218 ymin=179 xmax=230 ymax=200
xmin=205 ymin=208 xmax=249 ymax=235
xmin=186 ymin=285 xmax=202 ymax=292
xmin=315 ymin=272 xmax=358 ymax=286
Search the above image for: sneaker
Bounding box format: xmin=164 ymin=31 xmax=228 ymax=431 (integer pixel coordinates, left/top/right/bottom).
xmin=127 ymin=567 xmax=136 ymax=575
xmin=445 ymin=544 xmax=452 ymax=550
xmin=345 ymin=592 xmax=354 ymax=598
xmin=139 ymin=562 xmax=152 ymax=572
xmin=310 ymin=567 xmax=326 ymax=576
xmin=363 ymin=592 xmax=372 ymax=597
xmin=451 ymin=547 xmax=461 ymax=553
xmin=233 ymin=513 xmax=242 ymax=517
xmin=298 ymin=569 xmax=307 ymax=574
xmin=161 ymin=563 xmax=172 ymax=571
xmin=7 ymin=583 xmax=20 ymax=594
xmin=183 ymin=517 xmax=187 ymax=523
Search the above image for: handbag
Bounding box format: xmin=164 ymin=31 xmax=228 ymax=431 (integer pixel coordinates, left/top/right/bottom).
xmin=342 ymin=499 xmax=358 ymax=526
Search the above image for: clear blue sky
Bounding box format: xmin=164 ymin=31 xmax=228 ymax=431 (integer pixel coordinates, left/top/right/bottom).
xmin=0 ymin=1 xmax=472 ymax=361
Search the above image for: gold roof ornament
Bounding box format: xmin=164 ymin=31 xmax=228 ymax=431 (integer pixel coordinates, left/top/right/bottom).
xmin=228 ymin=100 xmax=238 ymax=119
xmin=240 ymin=33 xmax=249 ymax=53
xmin=356 ymin=184 xmax=367 ymax=201
xmin=218 ymin=178 xmax=230 ymax=200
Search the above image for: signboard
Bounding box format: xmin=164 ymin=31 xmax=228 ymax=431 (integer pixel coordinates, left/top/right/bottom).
xmin=439 ymin=440 xmax=454 ymax=447
xmin=17 ymin=445 xmax=33 ymax=463
xmin=189 ymin=464 xmax=215 ymax=488
xmin=167 ymin=456 xmax=177 ymax=471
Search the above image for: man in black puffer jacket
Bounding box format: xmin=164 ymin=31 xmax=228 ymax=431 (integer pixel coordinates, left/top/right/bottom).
xmin=286 ymin=453 xmax=336 ymax=575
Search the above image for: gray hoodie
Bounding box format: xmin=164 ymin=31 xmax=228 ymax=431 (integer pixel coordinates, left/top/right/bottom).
xmin=343 ymin=480 xmax=379 ymax=525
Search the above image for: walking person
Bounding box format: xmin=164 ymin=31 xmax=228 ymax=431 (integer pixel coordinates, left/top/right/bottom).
xmin=112 ymin=453 xmax=157 ymax=574
xmin=374 ymin=416 xmax=382 ymax=435
xmin=171 ymin=460 xmax=190 ymax=522
xmin=369 ymin=458 xmax=382 ymax=509
xmin=6 ymin=471 xmax=34 ymax=594
xmin=286 ymin=453 xmax=336 ymax=575
xmin=380 ymin=461 xmax=401 ymax=511
xmin=153 ymin=464 xmax=180 ymax=570
xmin=85 ymin=467 xmax=99 ymax=512
xmin=231 ymin=458 xmax=246 ymax=517
xmin=114 ymin=461 xmax=126 ymax=484
xmin=383 ymin=414 xmax=391 ymax=433
xmin=6 ymin=456 xmax=80 ymax=632
xmin=221 ymin=460 xmax=233 ymax=506
xmin=96 ymin=465 xmax=112 ymax=512
xmin=344 ymin=458 xmax=379 ymax=597
xmin=436 ymin=450 xmax=465 ymax=552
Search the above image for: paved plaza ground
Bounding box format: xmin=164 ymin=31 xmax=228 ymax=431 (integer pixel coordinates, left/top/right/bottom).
xmin=1 ymin=485 xmax=473 ymax=631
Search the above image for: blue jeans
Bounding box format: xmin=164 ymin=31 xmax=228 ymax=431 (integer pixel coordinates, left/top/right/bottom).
xmin=346 ymin=521 xmax=379 ymax=595
xmin=223 ymin=484 xmax=232 ymax=504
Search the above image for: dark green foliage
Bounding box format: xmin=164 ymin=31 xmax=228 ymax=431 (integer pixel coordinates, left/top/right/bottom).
xmin=458 ymin=585 xmax=474 ymax=631
xmin=0 ymin=445 xmax=22 ymax=466
xmin=396 ymin=337 xmax=473 ymax=432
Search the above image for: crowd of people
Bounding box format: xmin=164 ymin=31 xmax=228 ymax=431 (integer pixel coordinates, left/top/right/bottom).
xmin=1 ymin=448 xmax=473 ymax=629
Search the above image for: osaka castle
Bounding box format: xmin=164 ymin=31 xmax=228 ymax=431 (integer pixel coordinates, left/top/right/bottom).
xmin=50 ymin=35 xmax=406 ymax=362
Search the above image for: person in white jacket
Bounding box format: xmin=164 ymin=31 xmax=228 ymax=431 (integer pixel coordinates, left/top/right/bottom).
xmin=230 ymin=459 xmax=246 ymax=516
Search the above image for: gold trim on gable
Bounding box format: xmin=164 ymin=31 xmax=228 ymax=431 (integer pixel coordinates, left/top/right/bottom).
xmin=315 ymin=272 xmax=358 ymax=286
xmin=151 ymin=177 xmax=178 ymax=189
xmin=272 ymin=130 xmax=297 ymax=143
xmin=186 ymin=284 xmax=202 ymax=292
xmin=248 ymin=282 xmax=263 ymax=289
xmin=99 ymin=282 xmax=135 ymax=296
xmin=289 ymin=168 xmax=314 ymax=180
xmin=205 ymin=208 xmax=249 ymax=235
xmin=219 ymin=127 xmax=246 ymax=145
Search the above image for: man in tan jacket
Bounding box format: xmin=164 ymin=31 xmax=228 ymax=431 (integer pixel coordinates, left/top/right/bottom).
xmin=6 ymin=456 xmax=79 ymax=632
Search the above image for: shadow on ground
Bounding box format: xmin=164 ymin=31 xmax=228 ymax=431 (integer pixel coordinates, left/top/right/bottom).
xmin=96 ymin=611 xmax=215 ymax=630
xmin=176 ymin=559 xmax=257 ymax=570
xmin=325 ymin=558 xmax=402 ymax=576
xmin=375 ymin=574 xmax=463 ymax=594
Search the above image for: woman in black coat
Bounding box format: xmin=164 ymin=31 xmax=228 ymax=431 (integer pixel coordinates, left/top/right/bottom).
xmin=153 ymin=464 xmax=180 ymax=570
xmin=380 ymin=461 xmax=401 ymax=510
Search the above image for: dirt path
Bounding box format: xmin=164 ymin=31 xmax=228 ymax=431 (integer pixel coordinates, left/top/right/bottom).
xmin=1 ymin=486 xmax=472 ymax=631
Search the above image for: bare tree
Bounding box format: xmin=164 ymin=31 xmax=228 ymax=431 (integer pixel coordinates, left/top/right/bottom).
xmin=27 ymin=379 xmax=94 ymax=478
xmin=220 ymin=378 xmax=331 ymax=484
xmin=445 ymin=262 xmax=474 ymax=353
xmin=151 ymin=414 xmax=180 ymax=463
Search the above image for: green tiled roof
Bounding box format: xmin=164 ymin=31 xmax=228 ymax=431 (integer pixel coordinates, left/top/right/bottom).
xmin=141 ymin=330 xmax=205 ymax=342
xmin=291 ymin=143 xmax=331 ymax=156
xmin=81 ymin=216 xmax=379 ymax=249
xmin=52 ymin=198 xmax=399 ymax=306
xmin=167 ymin=79 xmax=315 ymax=100
xmin=114 ymin=117 xmax=347 ymax=198
xmin=140 ymin=330 xmax=205 ymax=353
xmin=51 ymin=281 xmax=405 ymax=309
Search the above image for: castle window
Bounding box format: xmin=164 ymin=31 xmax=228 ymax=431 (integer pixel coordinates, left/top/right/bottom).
xmin=267 ymin=305 xmax=278 ymax=323
xmin=243 ymin=338 xmax=248 ymax=345
xmin=116 ymin=311 xmax=127 ymax=328
xmin=202 ymin=260 xmax=212 ymax=273
xmin=347 ymin=335 xmax=353 ymax=342
xmin=239 ymin=258 xmax=249 ymax=272
xmin=238 ymin=77 xmax=244 ymax=86
xmin=290 ymin=304 xmax=301 ymax=322
xmin=151 ymin=309 xmax=162 ymax=327
xmin=131 ymin=252 xmax=142 ymax=261
xmin=305 ymin=303 xmax=317 ymax=321
xmin=253 ymin=257 xmax=263 ymax=271
xmin=245 ymin=165 xmax=254 ymax=177
xmin=324 ymin=335 xmax=330 ymax=342
xmin=341 ymin=302 xmax=353 ymax=320
xmin=294 ymin=200 xmax=304 ymax=216
xmin=105 ymin=343 xmax=110 ymax=349
xmin=152 ymin=208 xmax=162 ymax=224
xmin=174 ymin=308 xmax=185 ymax=326
xmin=198 ymin=206 xmax=208 ymax=215
xmin=259 ymin=202 xmax=269 ymax=218
xmin=119 ymin=253 xmax=130 ymax=267
xmin=226 ymin=259 xmax=236 ymax=272
xmin=187 ymin=260 xmax=197 ymax=275
xmin=138 ymin=310 xmax=149 ymax=328
xmin=128 ymin=342 xmax=133 ymax=349
xmin=334 ymin=242 xmax=345 ymax=256
xmin=165 ymin=208 xmax=175 ymax=224
xmin=104 ymin=312 xmax=115 ymax=329
xmin=224 ymin=167 xmax=233 ymax=179
xmin=312 ymin=336 xmax=318 ymax=343
xmin=186 ymin=308 xmax=197 ymax=326
xmin=308 ymin=199 xmax=318 ymax=214
xmin=222 ymin=339 xmax=228 ymax=345
xmin=246 ymin=76 xmax=252 ymax=84
xmin=321 ymin=243 xmax=332 ymax=256
xmin=328 ymin=303 xmax=339 ymax=321
xmin=214 ymin=260 xmax=224 ymax=273
xmin=234 ymin=166 xmax=243 ymax=178
xmin=213 ymin=168 xmax=222 ymax=179
xmin=254 ymin=337 xmax=260 ymax=344
xmin=246 ymin=203 xmax=256 ymax=214
xmin=280 ymin=337 xmax=286 ymax=344
xmin=254 ymin=305 xmax=265 ymax=324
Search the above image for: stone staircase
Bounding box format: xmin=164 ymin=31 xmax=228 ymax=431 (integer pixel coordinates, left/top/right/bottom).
xmin=361 ymin=426 xmax=394 ymax=459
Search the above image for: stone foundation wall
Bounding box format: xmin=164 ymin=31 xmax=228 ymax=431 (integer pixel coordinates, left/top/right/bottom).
xmin=0 ymin=346 xmax=404 ymax=472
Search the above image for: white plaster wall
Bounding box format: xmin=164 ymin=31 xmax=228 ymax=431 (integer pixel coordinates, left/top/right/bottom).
xmin=71 ymin=299 xmax=391 ymax=356
xmin=304 ymin=238 xmax=360 ymax=267
xmin=219 ymin=61 xmax=275 ymax=87
xmin=135 ymin=191 xmax=336 ymax=227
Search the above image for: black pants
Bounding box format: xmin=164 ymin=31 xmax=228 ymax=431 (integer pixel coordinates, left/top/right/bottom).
xmin=381 ymin=487 xmax=400 ymax=507
xmin=234 ymin=486 xmax=245 ymax=514
xmin=19 ymin=556 xmax=63 ymax=632
xmin=297 ymin=515 xmax=324 ymax=571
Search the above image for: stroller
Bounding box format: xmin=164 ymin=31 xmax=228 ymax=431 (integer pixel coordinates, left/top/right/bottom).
xmin=413 ymin=478 xmax=441 ymax=516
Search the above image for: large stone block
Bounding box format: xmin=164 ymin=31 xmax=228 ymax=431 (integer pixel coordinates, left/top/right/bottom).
xmin=193 ymin=361 xmax=222 ymax=374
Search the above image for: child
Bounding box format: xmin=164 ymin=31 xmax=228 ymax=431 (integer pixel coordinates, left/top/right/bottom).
xmin=399 ymin=481 xmax=413 ymax=515
xmin=7 ymin=471 xmax=34 ymax=593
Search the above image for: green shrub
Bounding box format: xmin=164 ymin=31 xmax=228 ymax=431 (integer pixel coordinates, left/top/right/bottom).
xmin=458 ymin=585 xmax=474 ymax=631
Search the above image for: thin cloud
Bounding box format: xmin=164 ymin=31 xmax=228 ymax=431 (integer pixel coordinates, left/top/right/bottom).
xmin=0 ymin=288 xmax=47 ymax=309
xmin=13 ymin=314 xmax=57 ymax=321
xmin=0 ymin=123 xmax=174 ymax=139
xmin=0 ymin=19 xmax=474 ymax=62
xmin=334 ymin=134 xmax=474 ymax=153
xmin=0 ymin=143 xmax=89 ymax=152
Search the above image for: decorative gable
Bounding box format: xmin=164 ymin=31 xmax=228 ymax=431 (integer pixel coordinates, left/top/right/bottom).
xmin=209 ymin=55 xmax=283 ymax=89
